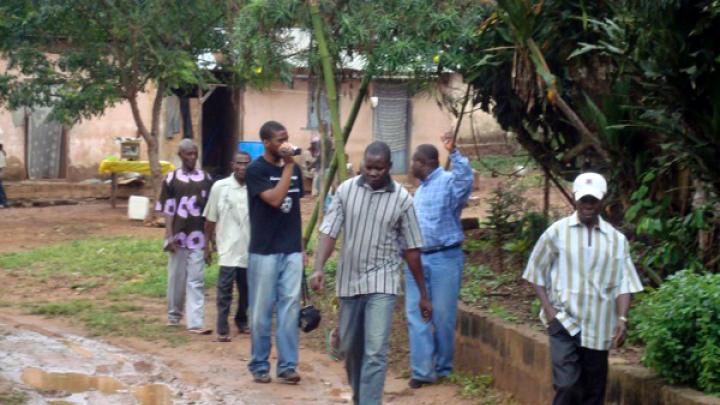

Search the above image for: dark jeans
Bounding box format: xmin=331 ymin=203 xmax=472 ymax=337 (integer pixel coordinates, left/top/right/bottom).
xmin=548 ymin=319 xmax=608 ymax=405
xmin=216 ymin=266 xmax=248 ymax=336
xmin=0 ymin=176 xmax=7 ymax=206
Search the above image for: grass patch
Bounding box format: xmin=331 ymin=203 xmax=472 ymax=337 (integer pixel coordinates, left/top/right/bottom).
xmin=28 ymin=299 xmax=186 ymax=346
xmin=30 ymin=300 xmax=94 ymax=316
xmin=0 ymin=388 xmax=29 ymax=405
xmin=447 ymin=372 xmax=519 ymax=404
xmin=0 ymin=238 xmax=225 ymax=346
xmin=81 ymin=309 xmax=188 ymax=346
xmin=0 ymin=237 xmax=219 ymax=299
xmin=471 ymin=155 xmax=536 ymax=177
xmin=488 ymin=303 xmax=519 ymax=323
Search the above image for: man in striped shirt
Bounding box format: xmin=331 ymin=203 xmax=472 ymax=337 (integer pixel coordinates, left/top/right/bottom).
xmin=523 ymin=172 xmax=643 ymax=405
xmin=311 ymin=141 xmax=432 ymax=405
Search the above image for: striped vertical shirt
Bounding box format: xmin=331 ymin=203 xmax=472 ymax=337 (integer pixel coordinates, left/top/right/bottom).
xmin=522 ymin=213 xmax=643 ymax=350
xmin=319 ymin=175 xmax=424 ymax=297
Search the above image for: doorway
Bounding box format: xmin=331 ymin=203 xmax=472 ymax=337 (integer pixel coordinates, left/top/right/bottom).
xmin=202 ymin=87 xmax=236 ymax=179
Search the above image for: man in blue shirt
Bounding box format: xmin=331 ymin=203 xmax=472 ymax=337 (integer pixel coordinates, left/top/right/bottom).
xmin=406 ymin=133 xmax=474 ymax=388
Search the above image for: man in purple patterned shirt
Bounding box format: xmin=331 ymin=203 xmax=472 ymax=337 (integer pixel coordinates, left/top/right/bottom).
xmin=156 ymin=139 xmax=213 ymax=334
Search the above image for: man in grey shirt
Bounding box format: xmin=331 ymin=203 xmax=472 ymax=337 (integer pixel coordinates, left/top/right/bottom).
xmin=311 ymin=141 xmax=432 ymax=405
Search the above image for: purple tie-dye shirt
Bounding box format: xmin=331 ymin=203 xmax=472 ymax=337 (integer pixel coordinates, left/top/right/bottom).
xmin=155 ymin=168 xmax=213 ymax=250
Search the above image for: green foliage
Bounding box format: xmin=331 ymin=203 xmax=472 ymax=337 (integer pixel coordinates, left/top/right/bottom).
xmin=626 ymin=169 xmax=712 ymax=282
xmin=448 ymin=372 xmax=494 ymax=398
xmin=483 ymin=181 xmax=536 ymax=270
xmin=453 ymin=0 xmax=720 ymax=278
xmin=633 ymin=270 xmax=720 ymax=394
xmin=460 ymin=264 xmax=493 ymax=304
xmin=231 ymin=0 xmax=490 ymax=90
xmin=0 ymin=0 xmax=228 ymax=122
xmin=489 ymin=303 xmax=519 ymax=323
xmin=504 ymin=212 xmax=549 ymax=263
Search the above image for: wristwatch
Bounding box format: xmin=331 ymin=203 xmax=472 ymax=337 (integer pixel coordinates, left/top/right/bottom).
xmin=618 ymin=316 xmax=628 ymax=323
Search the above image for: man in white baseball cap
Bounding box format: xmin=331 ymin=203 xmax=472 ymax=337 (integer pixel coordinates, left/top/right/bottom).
xmin=522 ymin=172 xmax=643 ymax=405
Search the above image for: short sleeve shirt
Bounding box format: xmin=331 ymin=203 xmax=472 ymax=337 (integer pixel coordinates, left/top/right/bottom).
xmin=202 ymin=175 xmax=250 ymax=267
xmin=522 ymin=213 xmax=644 ymax=350
xmin=319 ymin=176 xmax=424 ymax=297
xmin=245 ymin=157 xmax=304 ymax=254
xmin=155 ymin=168 xmax=213 ymax=250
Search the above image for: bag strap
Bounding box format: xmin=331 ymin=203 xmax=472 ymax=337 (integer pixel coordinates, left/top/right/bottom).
xmin=301 ymin=269 xmax=311 ymax=306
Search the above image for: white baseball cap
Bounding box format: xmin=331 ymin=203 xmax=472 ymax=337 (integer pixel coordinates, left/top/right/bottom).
xmin=573 ymin=172 xmax=607 ymax=201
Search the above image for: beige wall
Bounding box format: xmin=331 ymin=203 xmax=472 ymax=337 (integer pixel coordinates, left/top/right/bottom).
xmin=0 ymin=109 xmax=26 ymax=179
xmin=1 ymin=65 xmax=502 ymax=182
xmin=0 ymin=54 xmax=155 ymax=181
xmin=242 ymin=77 xmax=461 ymax=176
xmin=65 ymin=86 xmax=154 ymax=181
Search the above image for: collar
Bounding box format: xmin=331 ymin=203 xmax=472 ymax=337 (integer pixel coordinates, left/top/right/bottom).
xmin=569 ymin=212 xmax=608 ymax=234
xmin=356 ymin=175 xmax=396 ymax=192
xmin=230 ymin=175 xmax=246 ymax=189
xmin=180 ymin=167 xmax=200 ymax=176
xmin=421 ymin=166 xmax=443 ymax=185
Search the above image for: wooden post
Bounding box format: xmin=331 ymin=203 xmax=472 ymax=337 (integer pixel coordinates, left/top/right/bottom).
xmin=111 ymin=173 xmax=117 ymax=208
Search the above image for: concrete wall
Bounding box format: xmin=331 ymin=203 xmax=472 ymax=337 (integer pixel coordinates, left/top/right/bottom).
xmin=1 ymin=64 xmax=501 ymax=181
xmin=0 ymin=55 xmax=154 ymax=181
xmin=242 ymin=77 xmax=473 ymax=175
xmin=64 ymin=87 xmax=154 ymax=181
xmin=454 ymin=304 xmax=720 ymax=405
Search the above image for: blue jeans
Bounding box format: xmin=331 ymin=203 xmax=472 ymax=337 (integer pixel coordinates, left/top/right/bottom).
xmin=405 ymin=246 xmax=464 ymax=382
xmin=247 ymin=253 xmax=302 ymax=376
xmin=0 ymin=175 xmax=7 ymax=206
xmin=339 ymin=293 xmax=397 ymax=405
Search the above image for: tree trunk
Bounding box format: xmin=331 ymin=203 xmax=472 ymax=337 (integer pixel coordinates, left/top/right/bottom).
xmin=309 ymin=0 xmax=347 ymax=183
xmin=303 ymin=72 xmax=372 ymax=246
xmin=128 ymin=81 xmax=166 ymax=200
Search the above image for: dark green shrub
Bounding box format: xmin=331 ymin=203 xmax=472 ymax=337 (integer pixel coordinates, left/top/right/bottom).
xmin=633 ymin=270 xmax=720 ymax=394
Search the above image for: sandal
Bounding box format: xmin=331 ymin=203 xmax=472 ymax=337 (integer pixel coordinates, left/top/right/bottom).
xmin=187 ymin=328 xmax=212 ymax=335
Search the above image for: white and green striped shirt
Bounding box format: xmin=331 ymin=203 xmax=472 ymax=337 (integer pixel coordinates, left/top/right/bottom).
xmin=523 ymin=213 xmax=643 ymax=350
xmin=319 ymin=175 xmax=424 ymax=298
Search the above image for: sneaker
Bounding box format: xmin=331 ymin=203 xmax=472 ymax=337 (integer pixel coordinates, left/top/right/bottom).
xmin=236 ymin=325 xmax=250 ymax=334
xmin=166 ymin=320 xmax=180 ymax=327
xmin=215 ymin=334 xmax=231 ymax=342
xmin=253 ymin=372 xmax=271 ymax=384
xmin=408 ymin=378 xmax=431 ymax=389
xmin=277 ymin=370 xmax=301 ymax=385
xmin=187 ymin=328 xmax=212 ymax=335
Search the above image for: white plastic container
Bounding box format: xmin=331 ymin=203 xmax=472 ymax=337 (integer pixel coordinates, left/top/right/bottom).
xmin=127 ymin=195 xmax=150 ymax=221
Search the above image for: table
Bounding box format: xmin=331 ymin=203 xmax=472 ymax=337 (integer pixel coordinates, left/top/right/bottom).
xmin=98 ymin=160 xmax=176 ymax=208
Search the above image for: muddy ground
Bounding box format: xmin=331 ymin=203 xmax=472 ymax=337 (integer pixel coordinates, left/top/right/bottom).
xmin=0 ymin=176 xmax=571 ymax=405
xmin=0 ymin=198 xmax=492 ymax=405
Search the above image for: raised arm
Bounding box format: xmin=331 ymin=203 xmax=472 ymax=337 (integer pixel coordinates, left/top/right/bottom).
xmin=258 ymin=155 xmax=297 ymax=208
xmin=442 ymin=133 xmax=474 ymax=207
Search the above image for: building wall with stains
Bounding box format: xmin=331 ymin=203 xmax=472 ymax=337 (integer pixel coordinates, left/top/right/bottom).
xmin=0 ymin=56 xmax=155 ymax=181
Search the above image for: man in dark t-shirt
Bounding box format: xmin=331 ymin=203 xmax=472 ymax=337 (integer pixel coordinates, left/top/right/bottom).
xmin=155 ymin=139 xmax=213 ymax=334
xmin=245 ymin=121 xmax=304 ymax=385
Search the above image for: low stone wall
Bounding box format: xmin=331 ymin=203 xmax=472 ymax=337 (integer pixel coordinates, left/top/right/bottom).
xmin=5 ymin=181 xmax=111 ymax=200
xmin=454 ymin=303 xmax=720 ymax=405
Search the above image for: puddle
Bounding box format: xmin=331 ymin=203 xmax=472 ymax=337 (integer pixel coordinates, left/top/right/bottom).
xmin=22 ymin=367 xmax=174 ymax=404
xmin=134 ymin=383 xmax=173 ymax=405
xmin=0 ymin=323 xmax=231 ymax=404
xmin=22 ymin=367 xmax=126 ymax=394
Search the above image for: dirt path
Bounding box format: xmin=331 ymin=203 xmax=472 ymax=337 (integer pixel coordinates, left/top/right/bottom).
xmin=0 ymin=202 xmax=478 ymax=405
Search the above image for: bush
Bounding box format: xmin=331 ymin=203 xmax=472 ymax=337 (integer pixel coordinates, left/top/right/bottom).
xmin=633 ymin=270 xmax=720 ymax=394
